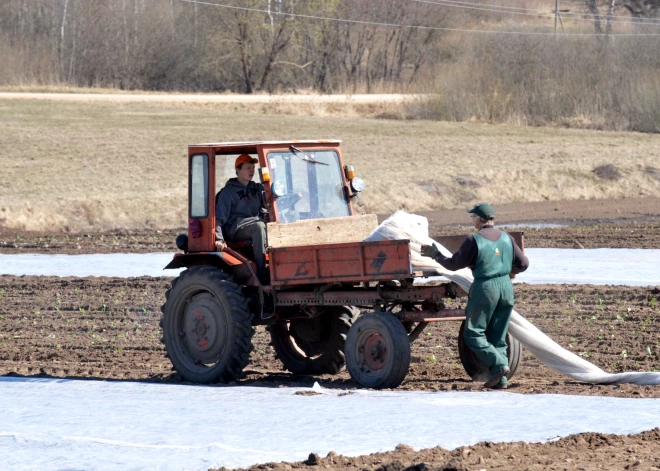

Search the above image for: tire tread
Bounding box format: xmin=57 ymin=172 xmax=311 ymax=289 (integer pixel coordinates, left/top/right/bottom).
xmin=160 ymin=266 xmax=254 ymax=384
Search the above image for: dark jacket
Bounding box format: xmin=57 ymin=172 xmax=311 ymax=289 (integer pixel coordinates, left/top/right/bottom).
xmin=215 ymin=179 xmax=265 ymax=242
xmin=435 ymin=226 xmax=529 ymax=275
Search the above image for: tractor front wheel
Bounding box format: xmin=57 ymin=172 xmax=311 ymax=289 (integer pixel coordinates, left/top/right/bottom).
xmin=160 ymin=266 xmax=254 ymax=384
xmin=457 ymin=320 xmax=522 ymax=382
xmin=269 ymin=306 xmax=358 ymax=375
xmin=345 ymin=312 xmax=411 ymax=389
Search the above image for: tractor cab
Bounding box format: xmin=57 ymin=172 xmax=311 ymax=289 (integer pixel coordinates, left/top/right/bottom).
xmin=165 ymin=140 xmax=365 ymax=283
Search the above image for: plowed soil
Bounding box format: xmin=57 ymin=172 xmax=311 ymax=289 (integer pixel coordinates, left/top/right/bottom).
xmin=2 ymin=198 xmax=660 ymax=470
xmin=1 ymin=277 xmax=658 ymax=396
xmin=216 ymin=429 xmax=660 ymax=471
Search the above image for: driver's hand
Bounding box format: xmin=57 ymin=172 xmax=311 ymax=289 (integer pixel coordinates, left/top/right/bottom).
xmin=421 ymin=244 xmax=440 ymax=260
xmin=215 ymin=240 xmax=227 ymax=251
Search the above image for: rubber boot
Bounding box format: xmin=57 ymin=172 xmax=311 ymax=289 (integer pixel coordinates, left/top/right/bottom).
xmin=484 ymin=365 xmax=509 ymax=389
xmin=491 ymin=376 xmax=508 ymax=390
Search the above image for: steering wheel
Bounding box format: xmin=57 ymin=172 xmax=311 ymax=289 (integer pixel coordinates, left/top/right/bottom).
xmin=276 ymin=192 xmax=303 ymax=210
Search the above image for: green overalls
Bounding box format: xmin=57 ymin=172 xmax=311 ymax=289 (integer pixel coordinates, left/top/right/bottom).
xmin=464 ymin=231 xmax=515 ymax=382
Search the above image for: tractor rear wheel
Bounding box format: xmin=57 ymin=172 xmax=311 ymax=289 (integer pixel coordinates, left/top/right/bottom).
xmin=269 ymin=306 xmax=358 ymax=375
xmin=457 ymin=320 xmax=522 ymax=382
xmin=345 ymin=312 xmax=411 ymax=389
xmin=160 ymin=266 xmax=254 ymax=384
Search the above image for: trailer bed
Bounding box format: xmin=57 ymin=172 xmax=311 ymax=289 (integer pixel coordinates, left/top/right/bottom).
xmin=268 ymin=239 xmax=411 ymax=286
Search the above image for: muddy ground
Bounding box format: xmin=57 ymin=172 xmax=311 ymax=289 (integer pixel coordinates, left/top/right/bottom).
xmin=1 ymin=197 xmax=660 ymax=470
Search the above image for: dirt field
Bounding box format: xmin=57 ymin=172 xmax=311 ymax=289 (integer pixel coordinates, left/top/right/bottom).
xmin=1 ymin=277 xmax=658 ymax=396
xmin=0 ymin=278 xmax=659 ymax=470
xmin=218 ymin=429 xmax=660 ymax=471
xmin=1 ymin=199 xmax=660 ymax=470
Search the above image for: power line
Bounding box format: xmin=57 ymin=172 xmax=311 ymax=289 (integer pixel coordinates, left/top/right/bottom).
xmin=412 ymin=0 xmax=660 ymax=26
xmin=179 ymin=0 xmax=660 ymax=36
xmin=414 ymin=0 xmax=660 ymax=23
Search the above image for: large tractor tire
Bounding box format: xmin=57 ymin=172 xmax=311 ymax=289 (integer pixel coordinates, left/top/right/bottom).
xmin=457 ymin=320 xmax=522 ymax=382
xmin=160 ymin=266 xmax=254 ymax=384
xmin=345 ymin=312 xmax=411 ymax=389
xmin=269 ymin=306 xmax=358 ymax=375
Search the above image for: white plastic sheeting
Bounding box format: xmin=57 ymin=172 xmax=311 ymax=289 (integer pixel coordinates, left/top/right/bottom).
xmin=2 ymin=250 xmax=660 ymax=285
xmin=0 ymin=253 xmax=183 ymax=277
xmin=366 ymin=211 xmax=660 ymax=386
xmin=421 ymin=248 xmax=660 ymax=286
xmin=512 ymin=248 xmax=660 ymax=286
xmin=2 ymin=377 xmax=660 ymax=471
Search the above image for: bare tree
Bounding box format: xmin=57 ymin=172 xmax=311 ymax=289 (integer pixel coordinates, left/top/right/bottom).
xmin=623 ymin=0 xmax=660 ymax=19
xmin=585 ymin=0 xmax=604 ymax=33
xmin=0 ymin=0 xmax=447 ymax=93
xmin=605 ymin=0 xmax=617 ymax=35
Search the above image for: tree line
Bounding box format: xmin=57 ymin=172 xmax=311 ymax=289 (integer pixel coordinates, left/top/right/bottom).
xmin=0 ymin=0 xmax=450 ymax=92
xmin=2 ymin=0 xmax=658 ymax=93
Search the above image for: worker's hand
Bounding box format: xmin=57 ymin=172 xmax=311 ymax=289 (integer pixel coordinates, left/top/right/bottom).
xmin=421 ymin=244 xmax=440 ymax=260
xmin=215 ymin=240 xmax=227 ymax=251
xmin=509 ymin=273 xmax=517 ymax=280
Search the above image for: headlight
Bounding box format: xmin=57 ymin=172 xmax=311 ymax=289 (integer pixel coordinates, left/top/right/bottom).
xmin=272 ymin=180 xmax=286 ymax=197
xmin=350 ymin=176 xmax=365 ymax=193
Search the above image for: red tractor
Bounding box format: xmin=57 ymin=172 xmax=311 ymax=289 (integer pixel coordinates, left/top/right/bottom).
xmin=161 ymin=140 xmax=523 ymax=389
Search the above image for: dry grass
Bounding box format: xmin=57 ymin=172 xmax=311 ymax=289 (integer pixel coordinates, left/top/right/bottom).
xmin=1 ymin=97 xmax=659 ymax=232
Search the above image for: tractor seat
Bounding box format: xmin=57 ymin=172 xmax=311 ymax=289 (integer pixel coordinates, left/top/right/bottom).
xmin=227 ymin=241 xmax=252 ymax=250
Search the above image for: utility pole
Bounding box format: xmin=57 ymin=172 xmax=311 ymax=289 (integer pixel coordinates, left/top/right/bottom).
xmin=554 ymin=0 xmax=567 ymax=36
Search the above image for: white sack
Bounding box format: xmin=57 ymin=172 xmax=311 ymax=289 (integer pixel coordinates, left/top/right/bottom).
xmin=365 ymin=211 xmax=660 ymax=386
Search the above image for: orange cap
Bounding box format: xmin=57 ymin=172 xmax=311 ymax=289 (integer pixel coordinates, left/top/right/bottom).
xmin=235 ymin=154 xmax=258 ymax=169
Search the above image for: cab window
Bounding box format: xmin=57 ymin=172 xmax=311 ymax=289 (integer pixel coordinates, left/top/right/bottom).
xmin=267 ymin=150 xmax=349 ymax=222
xmin=190 ymin=154 xmax=208 ymax=218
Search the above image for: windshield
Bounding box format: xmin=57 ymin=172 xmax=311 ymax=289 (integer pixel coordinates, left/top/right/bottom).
xmin=267 ymin=150 xmax=350 ymax=222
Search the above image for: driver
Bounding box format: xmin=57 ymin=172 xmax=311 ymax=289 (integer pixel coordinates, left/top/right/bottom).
xmin=215 ymin=154 xmax=268 ymax=283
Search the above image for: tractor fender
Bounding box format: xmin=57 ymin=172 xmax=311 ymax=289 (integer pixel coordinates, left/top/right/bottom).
xmin=164 ymin=252 xmax=242 ymax=270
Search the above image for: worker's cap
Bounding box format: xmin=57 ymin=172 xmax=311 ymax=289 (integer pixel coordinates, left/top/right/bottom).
xmin=235 ymin=154 xmax=258 ymax=169
xmin=467 ymin=203 xmax=496 ymax=220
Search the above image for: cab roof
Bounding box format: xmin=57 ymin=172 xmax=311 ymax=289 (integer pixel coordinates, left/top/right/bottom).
xmin=190 ymin=140 xmax=342 ymax=153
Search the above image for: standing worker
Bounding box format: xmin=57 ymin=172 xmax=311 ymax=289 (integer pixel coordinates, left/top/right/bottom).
xmin=421 ymin=203 xmax=529 ymax=389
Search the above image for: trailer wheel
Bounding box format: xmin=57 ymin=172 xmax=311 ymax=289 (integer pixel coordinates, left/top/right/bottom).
xmin=269 ymin=306 xmax=358 ymax=375
xmin=345 ymin=312 xmax=411 ymax=389
xmin=160 ymin=266 xmax=254 ymax=384
xmin=457 ymin=320 xmax=522 ymax=382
